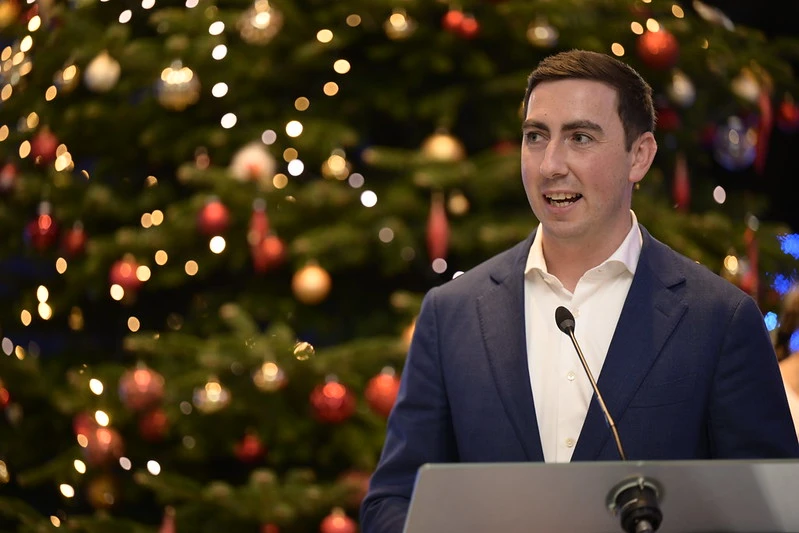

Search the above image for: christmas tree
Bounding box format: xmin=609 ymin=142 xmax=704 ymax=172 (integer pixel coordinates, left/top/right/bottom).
xmin=1 ymin=0 xmax=798 ymax=531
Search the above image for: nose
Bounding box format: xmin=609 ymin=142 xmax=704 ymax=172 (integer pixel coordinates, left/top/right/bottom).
xmin=539 ymin=139 xmax=568 ymax=179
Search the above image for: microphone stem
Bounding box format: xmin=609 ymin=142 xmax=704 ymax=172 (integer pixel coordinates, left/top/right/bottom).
xmin=568 ymin=330 xmax=627 ymax=461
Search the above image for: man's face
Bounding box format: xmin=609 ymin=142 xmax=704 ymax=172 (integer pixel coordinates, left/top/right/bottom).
xmin=521 ymin=78 xmax=650 ymax=251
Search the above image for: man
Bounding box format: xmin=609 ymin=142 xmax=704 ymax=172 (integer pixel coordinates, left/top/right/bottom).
xmin=360 ymin=50 xmax=799 ymax=533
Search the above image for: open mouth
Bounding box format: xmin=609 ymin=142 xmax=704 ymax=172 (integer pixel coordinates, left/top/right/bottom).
xmin=545 ymin=192 xmax=582 ymax=207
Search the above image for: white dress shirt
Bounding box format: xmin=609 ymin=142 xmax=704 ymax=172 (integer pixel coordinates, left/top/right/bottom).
xmin=524 ymin=211 xmax=642 ymax=462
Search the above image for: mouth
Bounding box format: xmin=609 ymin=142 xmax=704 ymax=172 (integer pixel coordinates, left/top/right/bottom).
xmin=544 ymin=192 xmax=582 ymax=207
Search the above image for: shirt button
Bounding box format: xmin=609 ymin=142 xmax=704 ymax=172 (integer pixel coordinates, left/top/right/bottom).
xmin=565 ymin=438 xmax=575 ymax=448
xmin=567 ymin=371 xmax=576 ymax=381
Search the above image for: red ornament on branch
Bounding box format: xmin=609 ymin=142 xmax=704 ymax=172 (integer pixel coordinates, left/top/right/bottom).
xmin=82 ymin=426 xmax=124 ymax=466
xmin=234 ymin=432 xmax=266 ymax=463
xmin=320 ymin=508 xmax=357 ymax=533
xmin=426 ymin=192 xmax=449 ymax=261
xmin=310 ymin=379 xmax=356 ymax=423
xmin=119 ymin=366 xmax=165 ymax=411
xmin=109 ymin=255 xmax=143 ymax=292
xmin=777 ymin=97 xmax=799 ymax=132
xmin=637 ymin=29 xmax=679 ymax=70
xmin=441 ymin=9 xmax=464 ymax=32
xmin=365 ymin=369 xmax=401 ymax=418
xmin=62 ymin=221 xmax=87 ymax=257
xmin=198 ymin=197 xmax=230 ymax=236
xmin=252 ymin=234 xmax=285 ymax=273
xmin=139 ymin=408 xmax=169 ymax=442
xmin=30 ymin=127 xmax=59 ymax=164
xmin=672 ymin=152 xmax=690 ymax=213
xmin=25 ymin=201 xmax=59 ymax=251
xmin=0 ymin=163 xmax=17 ymax=195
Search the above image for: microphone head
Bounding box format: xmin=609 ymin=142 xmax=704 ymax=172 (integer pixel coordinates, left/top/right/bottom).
xmin=555 ymin=306 xmax=575 ymax=334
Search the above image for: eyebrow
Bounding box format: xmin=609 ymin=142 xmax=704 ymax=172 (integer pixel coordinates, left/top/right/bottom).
xmin=521 ymin=119 xmax=604 ymax=134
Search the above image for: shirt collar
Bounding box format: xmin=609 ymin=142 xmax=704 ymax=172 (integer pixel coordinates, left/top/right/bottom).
xmin=524 ymin=210 xmax=642 ymax=276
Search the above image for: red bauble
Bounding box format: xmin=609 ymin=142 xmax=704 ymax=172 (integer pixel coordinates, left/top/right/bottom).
xmin=139 ymin=408 xmax=169 ymax=442
xmin=82 ymin=426 xmax=124 ymax=466
xmin=441 ymin=9 xmax=464 ymax=32
xmin=73 ymin=412 xmax=97 ymax=437
xmin=426 ymin=192 xmax=449 ymax=260
xmin=197 ymin=198 xmax=230 ymax=236
xmin=261 ymin=525 xmax=280 ymax=533
xmin=234 ymin=433 xmax=266 ymax=463
xmin=656 ymin=106 xmax=681 ymax=132
xmin=25 ymin=203 xmax=59 ymax=251
xmin=0 ymin=380 xmax=10 ymax=409
xmin=637 ymin=29 xmax=679 ymax=70
xmin=365 ymin=371 xmax=401 ymax=418
xmin=248 ymin=199 xmax=270 ymax=245
xmin=119 ymin=367 xmax=165 ymax=411
xmin=457 ymin=15 xmax=479 ymax=39
xmin=319 ymin=508 xmax=357 ymax=533
xmin=252 ymin=234 xmax=286 ymax=273
xmin=30 ymin=128 xmax=59 ymax=164
xmin=62 ymin=222 xmax=87 ymax=256
xmin=0 ymin=163 xmax=16 ymax=195
xmin=310 ymin=380 xmax=356 ymax=423
xmin=777 ymin=99 xmax=799 ymax=132
xmin=109 ymin=256 xmax=143 ymax=291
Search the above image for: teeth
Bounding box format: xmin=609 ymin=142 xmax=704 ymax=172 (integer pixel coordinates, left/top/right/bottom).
xmin=547 ymin=192 xmax=580 ymax=201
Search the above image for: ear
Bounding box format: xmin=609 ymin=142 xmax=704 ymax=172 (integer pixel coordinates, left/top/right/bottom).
xmin=628 ymin=132 xmax=657 ymax=184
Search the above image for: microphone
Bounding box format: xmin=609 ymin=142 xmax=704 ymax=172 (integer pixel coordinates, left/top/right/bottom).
xmin=555 ymin=306 xmax=626 ymax=461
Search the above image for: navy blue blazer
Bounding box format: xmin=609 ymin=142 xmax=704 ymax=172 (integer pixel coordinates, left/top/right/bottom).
xmin=361 ymin=226 xmax=799 ymax=533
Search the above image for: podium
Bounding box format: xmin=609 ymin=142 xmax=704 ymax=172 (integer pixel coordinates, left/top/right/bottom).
xmin=402 ymin=460 xmax=799 ymax=533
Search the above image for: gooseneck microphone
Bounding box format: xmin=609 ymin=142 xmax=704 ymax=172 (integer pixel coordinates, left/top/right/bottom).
xmin=554 ymin=306 xmax=626 ymax=461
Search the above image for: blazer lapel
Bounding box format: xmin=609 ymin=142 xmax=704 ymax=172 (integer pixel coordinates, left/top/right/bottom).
xmin=477 ymin=233 xmax=545 ymax=461
xmin=572 ymin=228 xmax=688 ymax=461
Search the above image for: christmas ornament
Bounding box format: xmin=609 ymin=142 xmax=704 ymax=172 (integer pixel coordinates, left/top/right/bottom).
xmin=384 ymin=9 xmax=416 ymax=40
xmin=25 ymin=201 xmax=59 ymax=251
xmin=109 ymin=255 xmax=143 ymax=292
xmin=526 ymin=18 xmax=559 ymax=48
xmin=234 ymin=432 xmax=266 ymax=463
xmin=713 ymin=116 xmax=756 ymax=171
xmin=337 ymin=470 xmax=371 ymax=508
xmin=365 ymin=368 xmax=401 ymax=418
xmin=197 ymin=197 xmax=230 ymax=236
xmin=84 ymin=51 xmax=121 ymax=92
xmin=426 ymin=192 xmax=449 ymax=260
xmin=238 ymin=0 xmax=283 ymax=45
xmin=139 ymin=408 xmax=169 ymax=441
xmin=672 ymin=152 xmax=690 ymax=213
xmin=0 ymin=379 xmax=9 ymax=409
xmin=61 ymin=221 xmax=87 ymax=257
xmin=119 ymin=366 xmax=165 ymax=411
xmin=754 ymin=90 xmax=773 ymax=175
xmin=292 ymin=263 xmax=332 ymax=305
xmin=159 ymin=506 xmax=176 ymax=533
xmin=0 ymin=0 xmax=21 ymax=29
xmin=777 ymin=96 xmax=799 ymax=132
xmin=193 ymin=377 xmax=231 ymax=414
xmin=248 ymin=199 xmax=270 ymax=245
xmin=82 ymin=427 xmax=124 ymax=466
xmin=30 ymin=127 xmax=59 ymax=164
xmin=157 ymin=60 xmax=201 ymax=111
xmin=229 ymin=142 xmax=276 ymax=184
xmin=319 ymin=508 xmax=357 ymax=533
xmin=73 ymin=411 xmax=97 ymax=437
xmin=252 ymin=234 xmax=285 ymax=273
xmin=252 ymin=361 xmax=288 ymax=392
xmin=666 ymin=70 xmax=695 ymax=107
xmin=0 ymin=163 xmax=17 ymax=195
xmin=731 ymin=68 xmax=760 ymax=104
xmin=421 ymin=131 xmax=465 ymax=162
xmin=293 ymin=340 xmax=315 ymax=361
xmin=310 ymin=379 xmax=356 ymax=423
xmin=655 ymin=105 xmax=680 ymax=132
xmin=636 ymin=29 xmax=679 ymax=70
xmin=261 ymin=525 xmax=280 ymax=533
xmin=457 ymin=14 xmax=479 ymax=39
xmin=441 ymin=9 xmax=464 ymax=32
xmin=87 ymin=474 xmax=118 ymax=509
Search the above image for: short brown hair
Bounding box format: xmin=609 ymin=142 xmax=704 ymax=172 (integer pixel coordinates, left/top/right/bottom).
xmin=523 ymin=49 xmax=655 ymax=150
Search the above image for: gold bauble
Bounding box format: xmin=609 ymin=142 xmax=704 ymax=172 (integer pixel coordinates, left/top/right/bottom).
xmin=157 ymin=60 xmax=200 ymax=111
xmin=238 ymin=0 xmax=283 ymax=45
xmin=292 ymin=264 xmax=332 ymax=305
xmin=421 ymin=131 xmax=466 ymax=162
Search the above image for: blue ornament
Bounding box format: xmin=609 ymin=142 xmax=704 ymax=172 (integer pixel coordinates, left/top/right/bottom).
xmin=712 ymin=116 xmax=756 ymax=171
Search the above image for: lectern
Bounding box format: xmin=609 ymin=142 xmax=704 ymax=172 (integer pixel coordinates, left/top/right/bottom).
xmin=402 ymin=460 xmax=799 ymax=533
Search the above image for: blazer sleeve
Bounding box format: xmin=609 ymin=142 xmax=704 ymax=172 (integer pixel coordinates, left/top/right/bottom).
xmin=360 ymin=288 xmax=459 ymax=533
xmin=708 ymin=294 xmax=799 ymax=457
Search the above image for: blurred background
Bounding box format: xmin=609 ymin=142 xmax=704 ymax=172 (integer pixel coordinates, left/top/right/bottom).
xmin=0 ymin=0 xmax=798 ymax=531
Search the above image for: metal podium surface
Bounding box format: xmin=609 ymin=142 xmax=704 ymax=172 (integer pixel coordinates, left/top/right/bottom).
xmin=402 ymin=460 xmax=799 ymax=533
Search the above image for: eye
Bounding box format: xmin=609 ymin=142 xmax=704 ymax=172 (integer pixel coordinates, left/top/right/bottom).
xmin=524 ymin=131 xmax=544 ymax=143
xmin=572 ymin=133 xmax=593 ymax=144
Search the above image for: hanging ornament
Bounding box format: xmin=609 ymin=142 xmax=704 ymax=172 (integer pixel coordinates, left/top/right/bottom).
xmin=193 ymin=377 xmax=231 ymax=414
xmin=73 ymin=411 xmax=97 ymax=437
xmin=25 ymin=201 xmax=59 ymax=251
xmin=730 ymin=68 xmax=760 ymax=104
xmin=119 ymin=366 xmax=165 ymax=412
xmin=319 ymin=508 xmax=357 ymax=533
xmin=384 ymin=8 xmax=417 ymax=40
xmin=156 ymin=60 xmax=201 ymax=111
xmin=655 ymin=103 xmax=680 ymax=132
xmin=421 ymin=131 xmax=465 ymax=162
xmin=87 ymin=474 xmax=118 ymax=509
xmin=30 ymin=127 xmax=59 ymax=164
xmin=441 ymin=9 xmax=464 ymax=33
xmin=310 ymin=378 xmax=356 ymax=423
xmin=109 ymin=255 xmax=143 ymax=292
xmin=0 ymin=163 xmax=17 ymax=195
xmin=526 ymin=17 xmax=559 ymax=48
xmin=261 ymin=525 xmax=280 ymax=533
xmin=234 ymin=432 xmax=266 ymax=463
xmin=666 ymin=70 xmax=695 ymax=107
xmin=159 ymin=506 xmax=176 ymax=533
xmin=457 ymin=14 xmax=479 ymax=39
xmin=0 ymin=379 xmax=10 ymax=409
xmin=636 ymin=29 xmax=679 ymax=70
xmin=229 ymin=142 xmax=277 ymax=185
xmin=238 ymin=0 xmax=283 ymax=45
xmin=337 ymin=470 xmax=371 ymax=508
xmin=777 ymin=95 xmax=799 ymax=132
xmin=253 ymin=234 xmax=286 ymax=273
xmin=713 ymin=116 xmax=756 ymax=171
xmin=61 ymin=221 xmax=87 ymax=257
xmin=139 ymin=408 xmax=169 ymax=442
xmin=292 ymin=263 xmax=332 ymax=305
xmin=253 ymin=360 xmax=288 ymax=392
xmin=672 ymin=152 xmax=690 ymax=213
xmin=426 ymin=192 xmax=449 ymax=261
xmin=84 ymin=51 xmax=121 ymax=92
xmin=197 ymin=197 xmax=230 ymax=236
xmin=82 ymin=427 xmax=124 ymax=466
xmin=248 ymin=199 xmax=270 ymax=245
xmin=365 ymin=368 xmax=401 ymax=418
xmin=753 ymin=90 xmax=773 ymax=175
